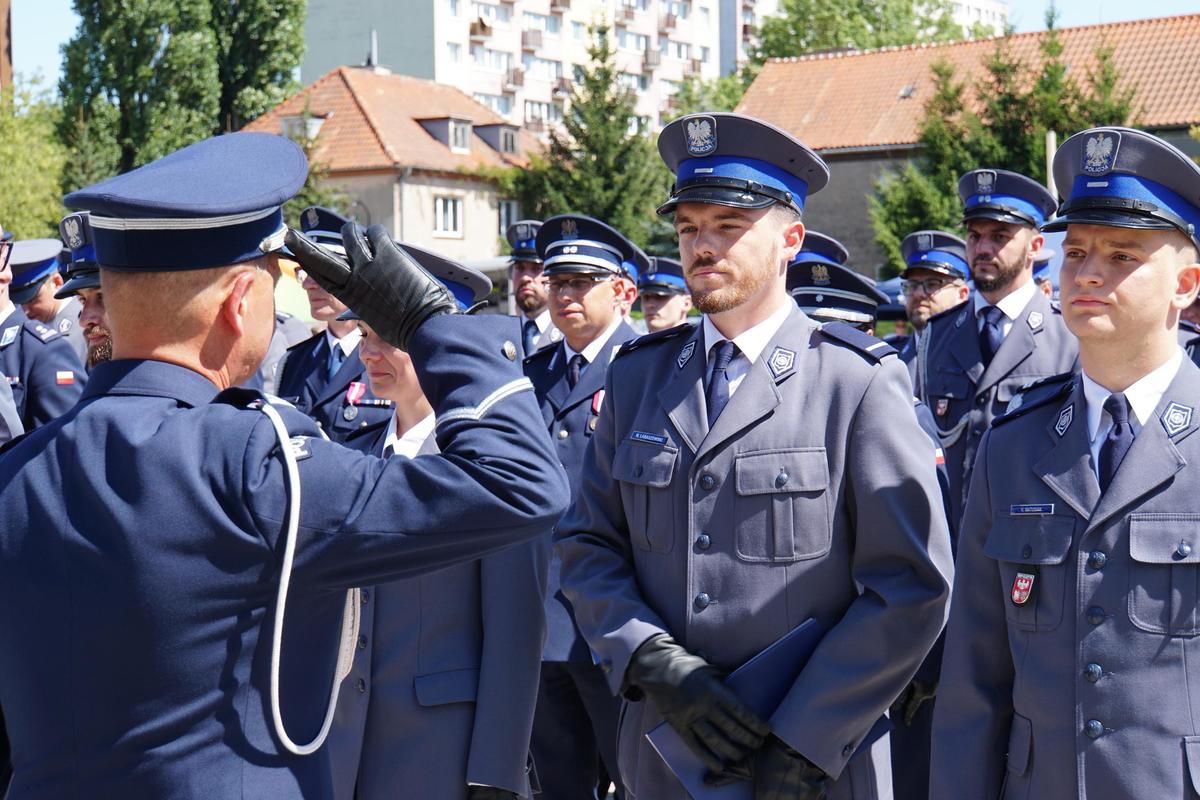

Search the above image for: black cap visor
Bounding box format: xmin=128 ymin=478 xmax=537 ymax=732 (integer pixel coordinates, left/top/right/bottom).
xmin=11 ymin=276 xmax=50 ymax=305
xmin=1041 ymin=197 xmax=1190 ymax=243
xmin=962 ymin=204 xmax=1039 ymax=228
xmin=638 ymin=281 xmax=687 ymax=296
xmin=657 ymin=178 xmax=797 ymax=216
xmin=541 ymin=263 xmax=618 ymax=278
xmin=54 ymin=270 xmax=101 ymax=299
xmin=901 ymin=263 xmax=964 ymax=280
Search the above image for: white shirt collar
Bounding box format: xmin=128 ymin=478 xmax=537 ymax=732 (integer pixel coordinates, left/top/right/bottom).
xmin=1082 ymin=347 xmax=1184 ymax=444
xmin=701 ymin=298 xmax=793 ymax=366
xmin=0 ymin=301 xmax=15 ymax=327
xmin=525 ymin=308 xmax=552 ymax=333
xmin=973 ymin=278 xmax=1036 ymax=322
xmin=382 ymin=412 xmax=436 ymax=459
xmin=564 ymin=315 xmax=624 ymax=365
xmin=325 ymin=326 xmax=362 ymax=357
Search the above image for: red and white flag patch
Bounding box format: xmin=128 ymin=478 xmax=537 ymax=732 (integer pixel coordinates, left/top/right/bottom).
xmin=55 ymin=371 xmax=75 ymax=385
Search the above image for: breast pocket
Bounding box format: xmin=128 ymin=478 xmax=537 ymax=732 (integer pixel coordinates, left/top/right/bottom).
xmin=734 ymin=448 xmax=830 ymax=563
xmin=612 ymin=439 xmax=678 ymax=554
xmin=1128 ymin=514 xmax=1200 ymax=636
xmin=984 ymin=514 xmax=1075 ymax=632
xmin=929 ymin=369 xmax=971 ymax=402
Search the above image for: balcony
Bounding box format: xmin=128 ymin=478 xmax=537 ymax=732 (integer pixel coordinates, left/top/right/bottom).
xmin=684 ymin=57 xmax=702 ymax=76
xmin=620 ymin=6 xmax=636 ymax=22
xmin=742 ymin=22 xmax=757 ymax=39
xmin=659 ymin=13 xmax=677 ymax=31
xmin=553 ymin=76 xmax=572 ymax=97
xmin=524 ymin=119 xmax=547 ymax=134
xmin=642 ymin=48 xmax=661 ymax=71
xmin=504 ymin=67 xmax=525 ymax=89
xmin=522 ymin=29 xmax=543 ymax=50
xmin=550 ymin=0 xmax=570 ymax=10
xmin=469 ymin=19 xmax=492 ymax=42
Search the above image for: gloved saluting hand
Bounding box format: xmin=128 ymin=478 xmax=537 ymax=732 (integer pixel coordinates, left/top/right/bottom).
xmin=284 ymin=221 xmax=458 ymax=350
xmin=626 ymin=634 xmax=769 ymax=784
xmin=754 ymin=734 xmax=829 ymax=800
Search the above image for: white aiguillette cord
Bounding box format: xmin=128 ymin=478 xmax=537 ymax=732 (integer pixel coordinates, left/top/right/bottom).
xmin=259 ymin=402 xmax=361 ymax=756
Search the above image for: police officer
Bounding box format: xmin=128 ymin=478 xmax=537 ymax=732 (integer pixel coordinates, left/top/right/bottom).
xmin=9 ymin=239 xmax=88 ymax=363
xmin=525 ymin=214 xmax=646 ymax=800
xmin=895 ymin=230 xmax=971 ymax=386
xmin=638 ymin=257 xmax=692 ymax=333
xmin=1033 ymin=246 xmax=1056 ymax=299
xmin=55 ymin=212 xmax=112 ymax=370
xmin=555 ymin=112 xmax=953 ymax=800
xmin=919 ymin=169 xmax=1077 ymax=524
xmin=0 ymin=236 xmax=87 ymax=431
xmin=931 ymin=127 xmax=1200 ymax=798
xmin=0 ymin=235 xmax=20 ymax=447
xmin=0 ymin=132 xmax=569 ymax=798
xmin=327 ymin=248 xmax=546 ymax=800
xmin=276 ymin=206 xmax=393 ymax=442
xmin=507 ymin=220 xmax=561 ymax=354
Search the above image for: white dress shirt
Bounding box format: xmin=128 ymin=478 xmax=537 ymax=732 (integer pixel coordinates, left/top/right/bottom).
xmin=325 ymin=326 xmax=362 ymax=358
xmin=381 ymin=412 xmax=436 ymax=459
xmin=973 ymin=279 xmax=1036 ymax=340
xmin=561 ymin=315 xmax=624 ymax=377
xmin=0 ymin=301 xmax=15 ymax=327
xmin=1081 ymin=348 xmax=1183 ymax=477
xmin=701 ymin=299 xmax=793 ymax=398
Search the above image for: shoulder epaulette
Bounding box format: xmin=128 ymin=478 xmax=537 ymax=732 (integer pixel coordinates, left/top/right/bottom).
xmin=211 ymin=387 xmax=271 ymax=409
xmin=994 ymin=371 xmax=1075 ymax=427
xmin=818 ymin=321 xmax=896 ymax=362
xmin=522 ymin=343 xmax=557 ymax=367
xmin=23 ymin=320 xmax=62 ymax=344
xmin=613 ymin=322 xmax=695 ymax=360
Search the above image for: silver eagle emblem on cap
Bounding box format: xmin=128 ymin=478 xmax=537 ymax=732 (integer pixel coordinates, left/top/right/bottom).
xmin=975 ymin=170 xmax=996 ymax=195
xmin=62 ymin=216 xmax=83 ymax=249
xmin=811 ymin=264 xmax=830 ymax=286
xmin=1083 ymin=132 xmax=1118 ymax=176
xmin=560 ymin=219 xmax=578 ymax=239
xmin=917 ymin=233 xmax=933 ymax=252
xmin=305 ymin=208 xmax=319 ymax=229
xmin=685 ymin=116 xmax=717 ymax=156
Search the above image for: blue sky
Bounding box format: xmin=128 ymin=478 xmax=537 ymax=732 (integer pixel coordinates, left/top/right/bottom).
xmin=11 ymin=0 xmax=1200 ymax=91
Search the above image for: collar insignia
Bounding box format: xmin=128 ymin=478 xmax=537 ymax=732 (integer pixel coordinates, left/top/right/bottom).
xmin=1055 ymin=404 xmax=1074 ymax=437
xmin=767 ymin=346 xmax=796 ymax=380
xmin=1027 ymin=311 xmax=1043 ymax=330
xmin=0 ymin=326 xmax=17 ymax=347
xmin=1162 ymin=402 xmax=1193 ymax=437
xmin=677 ymin=340 xmax=696 ymax=369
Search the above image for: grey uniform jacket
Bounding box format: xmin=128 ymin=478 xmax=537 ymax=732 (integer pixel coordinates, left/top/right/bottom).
xmin=50 ymin=298 xmax=87 ymax=365
xmin=932 ymin=360 xmax=1200 ymax=799
xmin=555 ymin=307 xmax=954 ymax=800
xmin=920 ymin=289 xmax=1078 ymax=524
xmin=0 ymin=377 xmax=21 ymax=444
xmin=327 ymin=425 xmax=547 ymax=799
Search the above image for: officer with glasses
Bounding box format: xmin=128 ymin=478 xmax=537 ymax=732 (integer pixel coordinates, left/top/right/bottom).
xmin=895 ymin=231 xmax=971 ymax=387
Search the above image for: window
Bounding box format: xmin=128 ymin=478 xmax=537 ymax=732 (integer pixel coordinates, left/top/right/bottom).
xmin=522 ymin=54 xmax=562 ymax=81
xmin=434 ymin=197 xmax=463 ymax=236
xmin=474 ymin=92 xmax=513 ymax=115
xmin=524 ymin=100 xmax=563 ymax=124
xmin=447 ymin=42 xmax=462 ymax=62
xmin=572 ymin=21 xmax=586 ymax=39
xmin=699 ymin=5 xmax=710 ymax=26
xmin=667 ymin=1 xmax=690 ymax=19
xmin=282 ymin=116 xmax=324 ymax=140
xmin=472 ymin=45 xmax=511 ymax=72
xmin=617 ymin=30 xmax=649 ymax=51
xmin=498 ymin=199 xmax=520 ymax=234
xmin=449 ymin=0 xmax=460 ymax=15
xmin=660 ymin=39 xmax=690 ymax=59
xmin=523 ymin=11 xmax=560 ymax=34
xmin=621 ymin=0 xmax=649 ymax=10
xmin=473 ymin=2 xmax=510 ymax=25
xmin=661 ymin=79 xmax=682 ymax=97
xmin=500 ymin=128 xmax=518 ymax=154
xmin=618 ymin=72 xmax=649 ymax=91
xmin=450 ymin=120 xmax=472 ymax=153
xmin=700 ymin=46 xmax=710 ymax=63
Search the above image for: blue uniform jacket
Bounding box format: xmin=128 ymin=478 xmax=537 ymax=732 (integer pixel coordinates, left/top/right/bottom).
xmin=0 ymin=314 xmax=568 ymax=800
xmin=524 ymin=320 xmax=640 ymax=662
xmin=275 ymin=333 xmax=392 ymax=443
xmin=326 ymin=420 xmax=547 ymax=799
xmin=0 ymin=305 xmax=86 ymax=431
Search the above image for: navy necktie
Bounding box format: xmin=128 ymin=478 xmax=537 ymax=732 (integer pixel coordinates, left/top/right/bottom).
xmin=523 ymin=319 xmax=539 ymax=355
xmin=567 ymin=354 xmax=585 ymax=389
xmin=327 ymin=342 xmax=346 ymax=380
xmin=979 ymin=305 xmax=1005 ymax=367
xmin=1098 ymin=393 xmax=1137 ymax=492
xmin=705 ymin=340 xmax=739 ymax=426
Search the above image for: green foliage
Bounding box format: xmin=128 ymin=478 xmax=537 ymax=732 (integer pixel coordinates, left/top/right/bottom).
xmin=281 ymin=108 xmax=351 ymax=229
xmin=753 ymin=0 xmax=962 ymax=62
xmin=0 ymin=79 xmax=69 ymax=238
xmin=512 ymin=24 xmax=668 ymax=249
xmin=211 ymin=0 xmax=305 ymax=131
xmin=869 ymin=5 xmax=1134 ymax=277
xmin=666 ymin=66 xmax=757 ymax=121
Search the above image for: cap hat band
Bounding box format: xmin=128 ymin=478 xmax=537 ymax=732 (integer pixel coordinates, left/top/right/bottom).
xmin=907 ymin=248 xmax=969 ymax=278
xmin=672 ymin=155 xmax=809 ymax=212
xmin=91 ymin=208 xmax=285 ymax=270
xmin=964 ymin=193 xmax=1046 ymax=226
xmin=792 ymin=251 xmax=842 ymax=268
xmin=1061 ymin=173 xmax=1200 ymax=245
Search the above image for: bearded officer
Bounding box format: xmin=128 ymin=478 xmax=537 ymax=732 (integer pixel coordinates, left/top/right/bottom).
xmin=0 ymin=132 xmax=569 ymax=799
xmin=55 ymin=212 xmax=114 ymax=371
xmin=525 ymin=214 xmax=645 ymax=800
xmin=507 ymin=220 xmax=561 ymax=355
xmin=919 ymin=169 xmax=1077 ymax=525
xmin=638 ymin=257 xmax=692 ymax=333
xmin=931 ymin=127 xmax=1200 ymax=798
xmin=555 ymin=112 xmax=953 ymax=800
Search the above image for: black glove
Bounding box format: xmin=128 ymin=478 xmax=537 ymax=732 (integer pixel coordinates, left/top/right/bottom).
xmin=889 ymin=678 xmax=938 ymax=727
xmin=465 ymin=786 xmax=519 ymax=800
xmin=283 ymin=222 xmax=458 ymax=350
xmin=627 ymin=634 xmax=769 ymax=782
xmin=754 ymin=734 xmax=828 ymax=800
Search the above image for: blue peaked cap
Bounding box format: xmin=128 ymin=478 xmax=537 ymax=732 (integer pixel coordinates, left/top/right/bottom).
xmin=901 ymin=230 xmax=968 ymax=280
xmin=790 ymin=231 xmax=848 ymax=268
xmin=535 ymin=214 xmax=649 ymax=279
xmin=9 ymin=239 xmax=65 ymax=304
xmin=506 ymin=220 xmax=543 ymax=263
xmin=959 ymin=169 xmax=1057 ymax=228
xmin=639 ymin=257 xmax=688 ymax=295
xmin=64 ymin=132 xmax=307 ymax=271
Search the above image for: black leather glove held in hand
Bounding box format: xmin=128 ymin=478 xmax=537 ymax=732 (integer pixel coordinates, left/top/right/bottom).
xmin=889 ymin=678 xmax=938 ymax=727
xmin=465 ymin=786 xmax=519 ymax=800
xmin=754 ymin=734 xmax=829 ymax=800
xmin=283 ymin=222 xmax=458 ymax=350
xmin=627 ymin=634 xmax=770 ymax=780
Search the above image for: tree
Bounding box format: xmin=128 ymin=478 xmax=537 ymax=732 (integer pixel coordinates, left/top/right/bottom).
xmin=667 ymin=67 xmax=756 ymax=121
xmin=753 ymin=0 xmax=963 ymax=63
xmin=282 ymin=109 xmax=351 ymax=229
xmin=211 ymin=0 xmax=305 ymax=131
xmin=0 ymin=79 xmax=69 ymax=238
xmin=513 ymin=24 xmax=668 ymax=248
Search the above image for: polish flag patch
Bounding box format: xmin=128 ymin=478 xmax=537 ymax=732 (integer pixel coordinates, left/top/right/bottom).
xmin=934 ymin=448 xmax=945 ymax=466
xmin=55 ymin=371 xmax=75 ymax=385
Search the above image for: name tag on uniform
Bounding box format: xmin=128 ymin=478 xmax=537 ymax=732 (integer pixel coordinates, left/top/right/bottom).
xmin=631 ymin=431 xmax=668 ymax=445
xmin=1010 ymin=504 xmax=1054 ymax=516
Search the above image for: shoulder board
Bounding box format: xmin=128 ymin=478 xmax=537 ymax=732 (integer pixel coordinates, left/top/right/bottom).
xmin=614 ymin=323 xmax=695 ymax=360
xmin=211 ymin=387 xmax=271 ymax=409
xmin=994 ymin=372 xmax=1075 ymax=427
xmin=818 ymin=321 xmax=896 ymax=362
xmin=522 ymin=343 xmax=557 ymax=367
xmin=24 ymin=320 xmax=62 ymax=343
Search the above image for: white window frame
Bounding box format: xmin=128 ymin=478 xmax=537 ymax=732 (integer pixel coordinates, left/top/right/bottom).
xmin=498 ymin=199 xmax=520 ymax=234
xmin=450 ymin=120 xmax=472 ymax=153
xmin=434 ymin=196 xmax=464 ymax=238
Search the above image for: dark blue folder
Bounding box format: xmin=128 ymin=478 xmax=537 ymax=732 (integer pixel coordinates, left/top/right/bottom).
xmin=645 ymin=618 xmax=890 ymax=799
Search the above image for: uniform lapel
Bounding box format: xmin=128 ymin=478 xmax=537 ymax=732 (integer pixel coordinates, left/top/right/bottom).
xmin=978 ymin=290 xmax=1046 ymax=392
xmin=1086 ymin=362 xmax=1199 ymax=533
xmin=315 ymin=342 xmax=365 ymax=406
xmin=1034 ymin=381 xmax=1100 ymax=521
xmin=542 ymin=343 xmax=571 ymax=414
xmin=947 ymin=306 xmax=986 ymax=385
xmin=302 ymin=337 xmax=331 ymax=401
xmin=658 ymin=325 xmax=708 ymax=453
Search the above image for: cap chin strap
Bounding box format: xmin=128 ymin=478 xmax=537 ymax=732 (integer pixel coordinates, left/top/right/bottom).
xmin=259 ymin=402 xmax=361 ymax=756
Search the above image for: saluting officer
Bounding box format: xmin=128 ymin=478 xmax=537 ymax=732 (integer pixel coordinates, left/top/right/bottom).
xmin=931 ymin=127 xmax=1200 ymax=799
xmin=555 ymin=112 xmax=953 ymax=800
xmin=507 ymin=220 xmax=561 ymax=355
xmin=326 ymin=248 xmax=546 ymax=800
xmin=276 ymin=206 xmax=393 ymax=441
xmin=0 ymin=132 xmax=569 ymax=799
xmin=638 ymin=256 xmax=693 ymax=333
xmin=524 ymin=214 xmax=645 ymax=800
xmin=0 ymin=236 xmax=87 ymax=431
xmin=9 ymin=241 xmax=87 ymax=363
xmin=896 ymin=231 xmax=971 ymax=387
xmin=919 ymin=169 xmax=1077 ymax=524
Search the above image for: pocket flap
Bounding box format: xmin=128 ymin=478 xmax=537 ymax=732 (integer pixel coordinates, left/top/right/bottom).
xmin=984 ymin=515 xmax=1074 ymax=565
xmin=612 ymin=440 xmax=678 ymax=488
xmin=413 ymin=667 xmax=479 ymax=707
xmin=1185 ymin=736 xmax=1200 ymax=794
xmin=1129 ymin=515 xmax=1200 ymax=565
xmin=929 ymin=369 xmax=971 ymax=400
xmin=1006 ymin=713 xmax=1032 ymax=775
xmin=735 ymin=448 xmax=829 ymax=495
